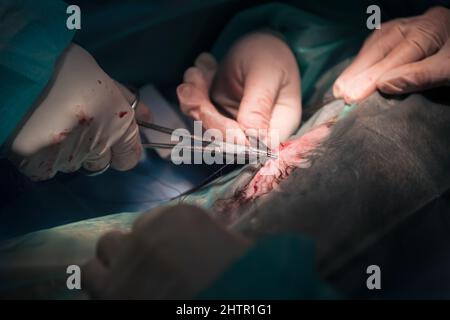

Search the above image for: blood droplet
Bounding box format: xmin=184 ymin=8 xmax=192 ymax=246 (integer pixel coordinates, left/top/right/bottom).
xmin=76 ymin=109 xmax=94 ymax=125
xmin=118 ymin=111 xmax=128 ymax=118
xmin=52 ymin=129 xmax=71 ymax=144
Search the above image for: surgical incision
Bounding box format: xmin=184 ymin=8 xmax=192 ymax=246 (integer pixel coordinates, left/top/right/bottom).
xmin=215 ymin=120 xmax=335 ymax=219
xmin=245 ymin=121 xmax=334 ymax=199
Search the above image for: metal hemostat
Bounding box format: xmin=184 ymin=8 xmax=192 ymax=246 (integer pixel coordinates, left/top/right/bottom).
xmin=138 ymin=119 xmax=277 ymax=164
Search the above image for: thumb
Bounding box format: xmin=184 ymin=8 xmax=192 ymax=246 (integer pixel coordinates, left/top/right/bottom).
xmin=236 ymin=66 xmax=283 ymax=133
xmin=377 ymin=43 xmax=450 ymax=94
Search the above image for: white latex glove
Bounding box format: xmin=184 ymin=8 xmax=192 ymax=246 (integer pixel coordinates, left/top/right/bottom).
xmin=177 ymin=32 xmax=301 ymax=147
xmin=9 ymin=44 xmax=145 ymax=181
xmin=333 ymin=6 xmax=450 ymax=103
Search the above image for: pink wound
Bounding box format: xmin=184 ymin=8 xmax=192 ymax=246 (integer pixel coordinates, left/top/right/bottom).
xmin=243 ymin=122 xmax=334 ymax=200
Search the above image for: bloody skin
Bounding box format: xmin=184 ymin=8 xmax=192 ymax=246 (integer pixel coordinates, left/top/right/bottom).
xmin=243 ymin=121 xmax=335 ymax=200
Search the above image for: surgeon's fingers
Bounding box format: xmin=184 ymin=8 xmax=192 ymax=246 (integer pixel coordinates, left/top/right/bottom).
xmin=179 ymin=67 xmax=214 ymax=117
xmin=333 ymin=20 xmax=402 ymax=98
xmin=194 ymin=52 xmax=218 ymax=86
xmin=177 ymin=83 xmax=247 ymax=144
xmin=177 ymin=81 xmax=215 ymax=121
xmin=110 ymin=119 xmax=142 ymax=171
xmin=377 ymin=40 xmax=450 ymax=94
xmin=236 ymin=62 xmax=284 ymax=142
xmin=269 ymin=87 xmax=301 ymax=143
xmin=178 ymin=66 xmax=247 ymax=144
xmin=340 ymin=23 xmax=444 ymax=102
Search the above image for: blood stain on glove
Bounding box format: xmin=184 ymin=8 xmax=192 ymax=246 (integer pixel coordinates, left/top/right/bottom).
xmin=75 ymin=107 xmax=94 ymax=126
xmin=117 ymin=111 xmax=128 ymax=118
xmin=51 ymin=129 xmax=71 ymax=144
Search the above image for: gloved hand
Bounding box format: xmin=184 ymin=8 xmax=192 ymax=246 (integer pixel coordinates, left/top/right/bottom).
xmin=333 ymin=6 xmax=450 ymax=103
xmin=9 ymin=44 xmax=148 ymax=181
xmin=82 ymin=204 xmax=250 ymax=299
xmin=177 ymin=32 xmax=301 ymax=147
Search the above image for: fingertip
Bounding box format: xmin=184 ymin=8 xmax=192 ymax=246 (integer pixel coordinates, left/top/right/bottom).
xmin=195 ymin=52 xmax=218 ymax=70
xmin=332 ymin=80 xmax=343 ymax=99
xmin=183 ymin=66 xmax=203 ymax=85
xmin=177 ymin=83 xmax=192 ymax=100
xmin=177 ymin=84 xmax=203 ymax=117
xmin=343 ymin=93 xmax=360 ymax=104
xmin=342 ymin=93 xmax=355 ymax=104
xmin=342 ymin=76 xmax=376 ymax=104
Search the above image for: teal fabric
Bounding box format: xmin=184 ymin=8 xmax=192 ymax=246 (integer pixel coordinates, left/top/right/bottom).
xmin=211 ymin=3 xmax=368 ymax=103
xmin=198 ymin=234 xmax=337 ymax=299
xmin=0 ymin=0 xmax=75 ymax=150
xmin=339 ymin=103 xmax=359 ymax=119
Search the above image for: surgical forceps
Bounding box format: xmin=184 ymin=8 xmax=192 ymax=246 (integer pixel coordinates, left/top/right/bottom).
xmin=137 ymin=119 xmax=278 ymax=162
xmin=82 ymin=88 xmax=276 ymax=177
